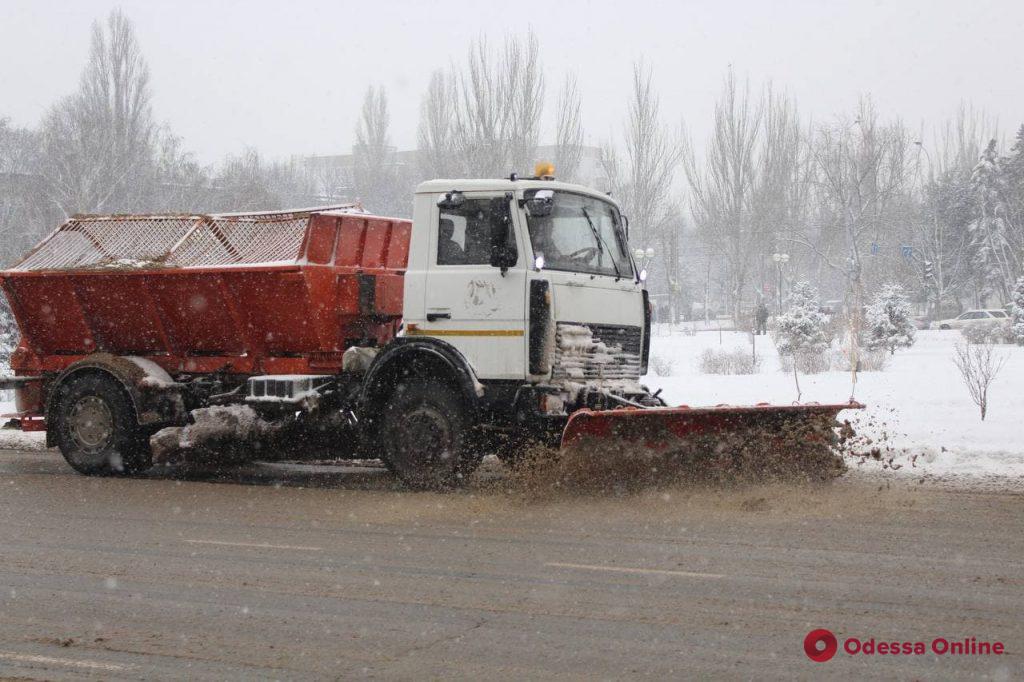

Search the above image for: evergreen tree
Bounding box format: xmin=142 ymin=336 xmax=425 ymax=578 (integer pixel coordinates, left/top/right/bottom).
xmin=774 ymin=281 xmax=827 ymax=400
xmin=775 ymin=281 xmax=828 ymax=357
xmin=866 ymin=284 xmax=916 ymax=354
xmin=970 ymin=135 xmax=1024 ymax=301
xmin=1011 ymin=276 xmax=1024 ymax=345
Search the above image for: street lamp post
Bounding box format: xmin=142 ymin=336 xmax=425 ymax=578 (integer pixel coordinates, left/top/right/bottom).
xmin=634 ymin=246 xmax=658 ymax=324
xmin=633 ymin=247 xmax=656 ymax=278
xmin=772 ymin=252 xmax=790 ymax=314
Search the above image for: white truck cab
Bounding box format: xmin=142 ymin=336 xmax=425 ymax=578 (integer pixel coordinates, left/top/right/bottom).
xmin=402 ymin=174 xmax=650 ymax=404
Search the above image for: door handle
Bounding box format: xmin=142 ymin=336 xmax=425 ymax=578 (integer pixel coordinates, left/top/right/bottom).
xmin=426 ymin=312 xmax=451 ymax=322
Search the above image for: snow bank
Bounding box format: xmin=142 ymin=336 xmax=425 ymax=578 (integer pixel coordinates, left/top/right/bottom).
xmin=646 ymin=329 xmax=1024 ymax=480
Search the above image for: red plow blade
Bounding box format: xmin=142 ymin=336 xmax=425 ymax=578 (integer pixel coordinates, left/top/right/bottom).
xmin=561 ymin=402 xmax=864 ymax=451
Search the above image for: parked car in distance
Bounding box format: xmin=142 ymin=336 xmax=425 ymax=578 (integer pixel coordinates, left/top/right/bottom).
xmin=930 ymin=309 xmax=1009 ymax=330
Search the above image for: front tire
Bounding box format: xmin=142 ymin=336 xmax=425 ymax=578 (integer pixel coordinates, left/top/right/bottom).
xmin=52 ymin=373 xmax=152 ymax=476
xmin=377 ymin=379 xmax=479 ymax=489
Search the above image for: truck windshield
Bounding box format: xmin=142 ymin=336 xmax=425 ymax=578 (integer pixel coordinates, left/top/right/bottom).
xmin=524 ymin=190 xmax=633 ymax=279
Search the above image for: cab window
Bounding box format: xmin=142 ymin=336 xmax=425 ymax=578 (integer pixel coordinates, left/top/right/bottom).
xmin=523 ymin=190 xmax=632 ymax=278
xmin=437 ymin=198 xmax=516 ymax=266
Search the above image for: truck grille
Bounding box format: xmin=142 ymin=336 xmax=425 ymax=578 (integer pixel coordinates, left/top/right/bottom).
xmin=552 ymin=322 xmax=643 ymax=383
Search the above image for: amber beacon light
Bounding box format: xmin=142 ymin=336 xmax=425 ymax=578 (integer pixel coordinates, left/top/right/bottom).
xmin=534 ymin=161 xmax=556 ymax=179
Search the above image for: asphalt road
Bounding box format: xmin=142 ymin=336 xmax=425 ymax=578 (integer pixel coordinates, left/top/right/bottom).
xmin=0 ymin=448 xmax=1020 ymax=680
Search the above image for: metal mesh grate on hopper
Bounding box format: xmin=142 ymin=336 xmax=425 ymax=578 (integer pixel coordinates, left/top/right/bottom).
xmin=11 ymin=205 xmax=361 ymax=272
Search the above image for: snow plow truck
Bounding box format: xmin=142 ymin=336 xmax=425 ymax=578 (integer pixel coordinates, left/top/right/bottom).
xmin=0 ymin=166 xmax=861 ymax=488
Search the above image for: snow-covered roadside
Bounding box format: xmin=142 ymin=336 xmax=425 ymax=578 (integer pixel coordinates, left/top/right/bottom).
xmin=645 ymin=328 xmax=1024 ymax=483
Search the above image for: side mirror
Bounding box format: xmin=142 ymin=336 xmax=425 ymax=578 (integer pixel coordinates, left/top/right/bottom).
xmin=489 ymin=196 xmax=517 ymax=271
xmin=437 ymin=190 xmax=465 ymax=209
xmin=621 ymin=213 xmax=630 ymax=240
xmin=524 ymin=189 xmax=554 ymax=217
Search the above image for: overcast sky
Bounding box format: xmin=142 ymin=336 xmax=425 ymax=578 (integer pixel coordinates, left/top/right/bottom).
xmin=2 ymin=0 xmax=1021 ymax=165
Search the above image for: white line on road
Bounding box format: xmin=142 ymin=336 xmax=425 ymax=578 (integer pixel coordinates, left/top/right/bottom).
xmin=185 ymin=539 xmax=323 ymax=551
xmin=545 ymin=562 xmax=725 ymax=579
xmin=0 ymin=651 xmax=129 ymax=672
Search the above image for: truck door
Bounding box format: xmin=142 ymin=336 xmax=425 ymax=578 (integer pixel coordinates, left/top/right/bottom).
xmin=417 ymin=193 xmax=527 ymax=380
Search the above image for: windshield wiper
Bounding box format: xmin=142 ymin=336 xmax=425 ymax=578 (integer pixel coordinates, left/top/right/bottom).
xmin=581 ymin=207 xmax=622 ymax=281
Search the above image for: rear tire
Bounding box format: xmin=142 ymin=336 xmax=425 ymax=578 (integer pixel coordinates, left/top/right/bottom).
xmin=52 ymin=373 xmax=152 ymax=476
xmin=377 ymin=379 xmax=479 ymax=490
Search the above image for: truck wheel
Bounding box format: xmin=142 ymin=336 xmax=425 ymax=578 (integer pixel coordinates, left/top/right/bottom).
xmin=52 ymin=373 xmax=152 ymax=476
xmin=378 ymin=379 xmax=479 ymax=489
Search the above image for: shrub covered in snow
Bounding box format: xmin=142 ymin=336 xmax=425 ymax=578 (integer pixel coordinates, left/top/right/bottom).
xmin=778 ymin=349 xmax=830 ymax=374
xmin=1011 ymin=276 xmax=1024 ymax=345
xmin=865 ymin=284 xmax=916 ymax=354
xmin=774 ymin=281 xmax=828 ymax=361
xmin=649 ymin=355 xmax=675 ymax=377
xmin=699 ymin=348 xmax=762 ymax=375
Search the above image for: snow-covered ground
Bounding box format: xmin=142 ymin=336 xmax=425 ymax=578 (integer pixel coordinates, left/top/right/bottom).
xmin=645 ymin=327 xmax=1024 ymax=483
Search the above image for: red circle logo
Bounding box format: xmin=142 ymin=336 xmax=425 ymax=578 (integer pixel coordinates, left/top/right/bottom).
xmin=804 ymin=629 xmax=838 ymax=662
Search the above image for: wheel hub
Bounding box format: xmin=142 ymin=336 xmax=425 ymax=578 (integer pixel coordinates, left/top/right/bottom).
xmin=68 ymin=395 xmax=114 ymax=453
xmin=401 ymin=407 xmax=454 ymax=463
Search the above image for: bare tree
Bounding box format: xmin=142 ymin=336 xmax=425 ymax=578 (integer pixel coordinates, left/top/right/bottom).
xmin=598 ymin=142 xmax=625 ymax=197
xmin=0 ymin=118 xmax=54 ymax=265
xmin=504 ymin=32 xmax=545 ymax=175
xmin=452 ymin=38 xmax=504 ymax=176
xmin=752 ymin=86 xmax=811 ymax=299
xmin=553 ymin=74 xmax=583 ymax=183
xmin=930 ymin=103 xmax=997 ymax=177
xmin=953 ymin=340 xmax=1008 ymax=421
xmin=803 ymin=100 xmax=911 ymax=285
xmin=798 ymin=100 xmax=912 ymax=382
xmin=600 ymin=64 xmax=680 ymax=307
xmin=39 ymin=9 xmax=155 ymax=215
xmin=150 ymin=125 xmax=211 ymax=212
xmin=447 ymin=32 xmax=545 ymax=178
xmin=210 ymin=150 xmax=278 ymax=211
xmin=683 ymin=70 xmax=763 ymax=321
xmin=353 ymin=86 xmax=404 ymax=216
xmin=209 ymin=150 xmax=316 ymax=212
xmin=417 ymin=32 xmax=545 ymax=181
xmin=417 ymin=70 xmax=458 ymax=180
xmin=625 ymin=64 xmax=679 ymax=250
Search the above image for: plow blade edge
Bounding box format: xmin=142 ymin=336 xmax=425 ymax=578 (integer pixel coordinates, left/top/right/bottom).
xmin=561 ymin=402 xmax=864 ymax=451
